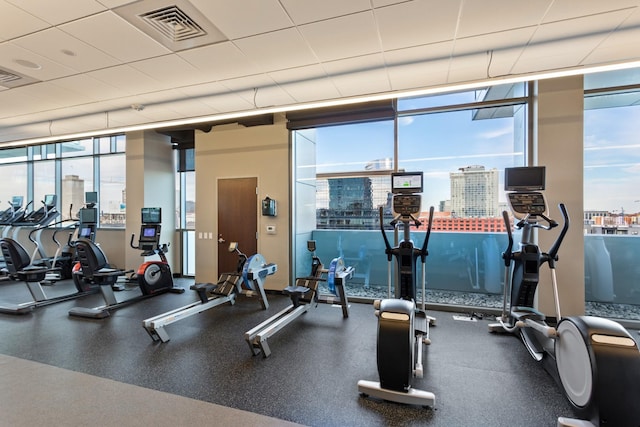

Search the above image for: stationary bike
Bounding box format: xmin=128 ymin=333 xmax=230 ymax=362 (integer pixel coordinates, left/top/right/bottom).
xmin=69 ymin=207 xmax=184 ymax=319
xmin=489 ymin=166 xmax=640 ymax=427
xmin=358 ymin=171 xmax=436 ymax=407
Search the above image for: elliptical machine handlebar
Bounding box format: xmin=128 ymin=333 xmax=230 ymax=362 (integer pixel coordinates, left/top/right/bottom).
xmin=502 ymin=210 xmax=514 ymax=267
xmin=420 ymin=206 xmax=434 ymax=263
xmin=547 ymin=203 xmax=569 ymax=265
xmin=379 ymin=206 xmax=393 ymax=262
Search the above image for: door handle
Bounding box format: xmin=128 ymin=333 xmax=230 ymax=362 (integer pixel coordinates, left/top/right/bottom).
xmin=218 ymin=234 xmax=225 ymax=244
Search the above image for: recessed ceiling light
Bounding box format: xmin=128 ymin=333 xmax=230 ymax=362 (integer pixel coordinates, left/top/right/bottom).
xmin=14 ymin=59 xmax=41 ymax=70
xmin=61 ymin=49 xmax=77 ymax=57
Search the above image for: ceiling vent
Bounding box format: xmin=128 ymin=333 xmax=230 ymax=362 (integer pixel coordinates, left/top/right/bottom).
xmin=0 ymin=67 xmax=39 ymax=89
xmin=114 ymin=0 xmax=227 ymax=52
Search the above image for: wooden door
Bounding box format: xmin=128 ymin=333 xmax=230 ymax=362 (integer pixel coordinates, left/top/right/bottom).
xmin=218 ymin=177 xmax=257 ymax=274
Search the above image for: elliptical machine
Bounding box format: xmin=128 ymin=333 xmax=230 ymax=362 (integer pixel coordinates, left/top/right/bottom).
xmin=489 ymin=166 xmax=640 ymax=427
xmin=358 ymin=171 xmax=436 ymax=407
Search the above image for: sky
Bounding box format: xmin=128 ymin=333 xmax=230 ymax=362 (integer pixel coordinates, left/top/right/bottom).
xmin=315 ymin=102 xmax=640 ymax=215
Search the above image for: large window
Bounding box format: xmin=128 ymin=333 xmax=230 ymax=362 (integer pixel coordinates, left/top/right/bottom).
xmin=583 ymin=69 xmax=640 ymax=320
xmin=0 ymin=135 xmax=126 ymax=228
xmin=176 ymin=147 xmax=195 ymax=276
xmin=292 ymin=83 xmax=528 ymax=305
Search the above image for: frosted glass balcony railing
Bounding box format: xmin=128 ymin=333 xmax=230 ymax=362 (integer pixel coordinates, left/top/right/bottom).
xmin=303 ymin=230 xmax=640 ymax=320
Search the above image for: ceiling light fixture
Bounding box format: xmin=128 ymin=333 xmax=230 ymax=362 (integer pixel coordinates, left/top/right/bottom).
xmin=13 ymin=59 xmax=41 ymax=70
xmin=4 ymin=59 xmax=640 ymax=148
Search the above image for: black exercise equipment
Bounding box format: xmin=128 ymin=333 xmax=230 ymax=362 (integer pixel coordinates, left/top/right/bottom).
xmin=0 ymin=237 xmax=98 ymax=314
xmin=358 ymin=171 xmax=436 ymax=407
xmin=143 ymin=242 xmax=274 ymax=343
xmin=68 ymin=207 xmax=184 ymax=319
xmin=489 ymin=166 xmax=640 ymax=427
xmin=244 ymin=239 xmax=353 ymax=358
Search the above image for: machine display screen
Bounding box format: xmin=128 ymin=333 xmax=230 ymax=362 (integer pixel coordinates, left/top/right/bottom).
xmin=79 ymin=227 xmax=92 ymax=238
xmin=504 ymin=167 xmax=545 ymax=191
xmin=391 ymin=172 xmax=423 ymax=194
xmin=141 ymin=207 xmax=161 ymax=224
xmin=79 ymin=207 xmax=97 ymax=224
xmin=143 ymin=227 xmax=157 ymax=238
xmin=11 ymin=196 xmax=23 ymax=208
xmin=44 ymin=194 xmax=56 ymax=207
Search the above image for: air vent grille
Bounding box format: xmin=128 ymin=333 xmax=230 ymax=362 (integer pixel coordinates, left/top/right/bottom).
xmin=0 ymin=69 xmax=21 ymax=84
xmin=139 ymin=6 xmax=207 ymax=43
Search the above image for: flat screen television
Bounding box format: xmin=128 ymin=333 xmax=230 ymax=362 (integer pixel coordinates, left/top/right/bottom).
xmin=504 ymin=166 xmax=545 ymax=191
xmin=391 ymin=172 xmax=423 ymax=194
xmin=141 ymin=207 xmax=161 ymax=224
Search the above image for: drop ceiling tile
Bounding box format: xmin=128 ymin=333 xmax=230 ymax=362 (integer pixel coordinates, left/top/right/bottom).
xmin=543 ymin=0 xmax=639 ymax=23
xmin=280 ymin=0 xmax=371 ymax=24
xmin=531 ymin=9 xmax=635 ymax=43
xmin=17 ymin=81 xmax=94 ymax=108
xmin=387 ymin=59 xmax=450 ymax=91
xmin=375 ymin=0 xmax=460 ymax=50
xmin=59 ymin=11 xmax=170 ymax=63
xmin=324 ymin=54 xmax=390 ymax=97
xmin=5 ymin=0 xmax=106 ymax=26
xmin=299 ymin=11 xmax=380 ymax=62
xmin=220 ymin=74 xmax=296 ymax=108
xmin=453 ymin=28 xmax=535 ymax=57
xmin=198 ymin=92 xmax=255 ymax=113
xmin=178 ymin=42 xmax=261 ymax=81
xmin=270 ymin=65 xmax=340 ymax=103
xmin=234 ymin=28 xmax=318 ymax=72
xmin=87 ymin=64 xmax=165 ymax=95
xmin=0 ymin=42 xmax=76 ymax=80
xmin=582 ymin=26 xmax=640 ymax=64
xmin=130 ymin=54 xmax=211 ymax=89
xmin=448 ymin=52 xmax=496 ymax=83
xmin=457 ymin=0 xmax=551 ymax=38
xmin=176 ymin=81 xmax=232 ymax=99
xmin=0 ymin=0 xmax=49 ymax=41
xmin=50 ymin=74 xmax=125 ymax=102
xmin=189 ymin=0 xmax=292 ymax=39
xmin=384 ymin=41 xmax=454 ymax=67
xmin=11 ymin=27 xmax=120 ymax=73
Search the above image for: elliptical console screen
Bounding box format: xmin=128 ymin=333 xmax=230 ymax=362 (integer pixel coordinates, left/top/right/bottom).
xmin=11 ymin=196 xmax=23 ymax=208
xmin=141 ymin=207 xmax=161 ymax=224
xmin=504 ymin=167 xmax=545 ymax=191
xmin=391 ymin=172 xmax=423 ymax=194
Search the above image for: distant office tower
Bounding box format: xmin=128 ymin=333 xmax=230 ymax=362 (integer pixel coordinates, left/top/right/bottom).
xmin=450 ymin=165 xmax=499 ymax=218
xmin=61 ymin=174 xmax=85 ymax=219
xmin=317 ymin=176 xmax=382 ymax=229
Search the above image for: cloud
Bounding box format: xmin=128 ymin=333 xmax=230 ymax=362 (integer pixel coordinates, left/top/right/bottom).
xmin=398 ymin=116 xmax=414 ymax=126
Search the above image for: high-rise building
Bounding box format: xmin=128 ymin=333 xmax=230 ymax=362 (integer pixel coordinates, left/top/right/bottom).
xmin=316 ymin=176 xmax=387 ymax=229
xmin=450 ymin=165 xmax=499 ymax=218
xmin=61 ymin=174 xmax=85 ymax=219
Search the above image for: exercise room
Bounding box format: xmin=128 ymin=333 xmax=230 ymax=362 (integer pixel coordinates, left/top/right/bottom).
xmin=1 ymin=2 xmax=639 ymax=426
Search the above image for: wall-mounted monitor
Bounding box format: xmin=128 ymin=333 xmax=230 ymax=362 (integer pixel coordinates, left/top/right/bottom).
xmin=141 ymin=207 xmax=161 ymax=224
xmin=504 ymin=166 xmax=546 ymax=191
xmin=391 ymin=172 xmax=423 ymax=194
